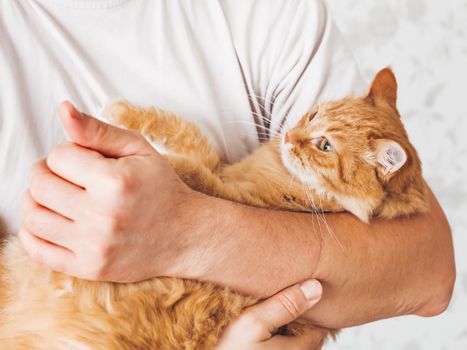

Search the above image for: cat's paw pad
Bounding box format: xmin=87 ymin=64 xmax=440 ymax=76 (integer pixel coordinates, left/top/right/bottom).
xmin=101 ymin=100 xmax=132 ymax=124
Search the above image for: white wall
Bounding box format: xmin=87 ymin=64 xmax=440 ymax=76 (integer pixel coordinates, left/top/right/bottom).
xmin=324 ymin=0 xmax=467 ymax=349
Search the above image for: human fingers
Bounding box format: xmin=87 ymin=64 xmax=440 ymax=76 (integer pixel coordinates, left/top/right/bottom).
xmin=22 ymin=190 xmax=76 ymax=250
xmin=18 ymin=227 xmax=75 ymax=274
xmin=29 ymin=159 xmax=86 ymax=218
xmin=243 ymin=279 xmax=322 ymax=339
xmin=46 ymin=142 xmax=114 ymax=189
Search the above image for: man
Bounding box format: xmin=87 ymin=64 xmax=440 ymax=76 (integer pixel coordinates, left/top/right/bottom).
xmin=0 ymin=0 xmax=455 ymax=348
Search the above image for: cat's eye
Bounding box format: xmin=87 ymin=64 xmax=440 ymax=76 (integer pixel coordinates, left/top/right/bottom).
xmin=311 ymin=137 xmax=334 ymax=152
xmin=320 ymin=139 xmax=333 ymax=152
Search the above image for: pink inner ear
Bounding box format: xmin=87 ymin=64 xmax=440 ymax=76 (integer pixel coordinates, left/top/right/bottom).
xmin=376 ymin=140 xmax=407 ymax=175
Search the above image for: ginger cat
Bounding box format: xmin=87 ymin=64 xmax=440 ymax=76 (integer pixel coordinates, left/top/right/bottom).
xmin=0 ymin=68 xmax=428 ymax=349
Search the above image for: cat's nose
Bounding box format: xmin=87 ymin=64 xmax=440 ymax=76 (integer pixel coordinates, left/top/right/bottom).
xmin=284 ymin=132 xmax=290 ymax=144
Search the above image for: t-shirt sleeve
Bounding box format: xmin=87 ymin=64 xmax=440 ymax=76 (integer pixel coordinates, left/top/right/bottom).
xmin=220 ymin=0 xmax=366 ymax=135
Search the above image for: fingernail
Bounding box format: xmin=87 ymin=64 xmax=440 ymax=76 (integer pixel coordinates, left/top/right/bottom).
xmin=300 ymin=280 xmax=322 ymax=301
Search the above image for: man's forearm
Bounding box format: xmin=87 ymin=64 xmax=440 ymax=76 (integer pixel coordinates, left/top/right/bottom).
xmin=180 ymin=187 xmax=455 ymax=329
xmin=180 ymin=192 xmax=322 ymax=297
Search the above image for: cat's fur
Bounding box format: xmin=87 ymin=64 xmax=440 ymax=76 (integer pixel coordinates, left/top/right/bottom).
xmin=0 ymin=69 xmax=428 ymax=349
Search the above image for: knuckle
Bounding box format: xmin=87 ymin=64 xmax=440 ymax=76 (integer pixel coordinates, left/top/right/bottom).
xmin=95 ymin=234 xmax=117 ymax=262
xmin=108 ymin=215 xmax=122 ymax=233
xmin=90 ymin=265 xmax=107 ymax=281
xmin=28 ymin=166 xmax=56 ymax=203
xmin=28 ymin=160 xmax=43 ymax=179
xmin=24 ymin=211 xmax=39 ymax=231
xmin=29 ymin=173 xmax=45 ymax=200
xmin=21 ymin=190 xmax=35 ymax=212
xmin=98 ymin=239 xmax=114 ymax=259
xmin=89 ymin=258 xmax=111 ymax=281
xmin=21 ymin=192 xmax=30 ymax=213
xmin=107 ymin=172 xmax=133 ymax=197
xmin=278 ymin=293 xmax=302 ymax=319
xmin=47 ymin=142 xmax=72 ymax=164
xmin=86 ymin=265 xmax=104 ymax=281
xmin=28 ymin=245 xmax=45 ymax=265
xmin=84 ymin=247 xmax=112 ymax=281
xmin=47 ymin=146 xmax=61 ymax=161
xmin=101 ymin=212 xmax=125 ymax=236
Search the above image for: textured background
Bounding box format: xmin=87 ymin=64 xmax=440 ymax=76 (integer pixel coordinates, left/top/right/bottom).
xmin=324 ymin=0 xmax=467 ymax=349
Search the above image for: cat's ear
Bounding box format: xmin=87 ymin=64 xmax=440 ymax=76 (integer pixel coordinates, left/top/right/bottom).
xmin=374 ymin=139 xmax=407 ymax=176
xmin=366 ymin=68 xmax=398 ymax=109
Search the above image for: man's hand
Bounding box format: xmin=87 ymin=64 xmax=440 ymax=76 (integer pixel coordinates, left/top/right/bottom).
xmin=19 ymin=101 xmax=199 ymax=281
xmin=217 ymin=279 xmax=326 ymax=350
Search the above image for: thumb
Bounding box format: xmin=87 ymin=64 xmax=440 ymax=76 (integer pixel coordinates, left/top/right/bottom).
xmin=59 ymin=101 xmax=154 ymax=158
xmin=246 ymin=279 xmax=322 ymax=337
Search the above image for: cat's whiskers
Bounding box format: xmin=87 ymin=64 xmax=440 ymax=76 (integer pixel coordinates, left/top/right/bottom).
xmin=283 ymin=174 xmax=308 ymax=211
xmin=303 ymin=182 xmax=343 ymax=251
xmin=216 ymin=94 xmax=293 ymax=142
xmin=225 ymin=119 xmax=274 ymax=130
xmin=206 ymin=109 xmax=273 ymax=161
xmin=305 ymin=188 xmax=324 ymax=270
xmin=245 ymin=93 xmax=294 ymax=135
xmin=246 ymin=94 xmax=293 ymax=132
xmin=316 ymin=190 xmax=343 ymax=251
xmin=225 ymin=120 xmax=282 ymax=139
xmin=286 ymin=174 xmax=295 ymax=195
xmin=212 ymin=110 xmax=280 ymax=143
xmin=216 ymin=104 xmax=276 ymax=125
xmin=301 ymin=184 xmax=325 ymax=237
xmin=297 ymin=155 xmax=343 ymax=249
xmin=248 ymin=110 xmax=291 ymax=136
xmin=248 ymin=112 xmax=274 ymax=138
xmin=300 ymin=183 xmax=327 ymax=265
xmin=246 ymin=93 xmax=277 ymax=113
xmin=248 ymin=112 xmax=279 ymax=128
xmin=246 ymin=112 xmax=281 ymax=132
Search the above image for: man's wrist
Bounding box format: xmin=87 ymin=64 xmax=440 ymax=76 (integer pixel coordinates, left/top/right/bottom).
xmin=169 ymin=190 xmax=230 ymax=281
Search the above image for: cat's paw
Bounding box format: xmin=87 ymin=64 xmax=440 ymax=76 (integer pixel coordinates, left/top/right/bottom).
xmin=141 ymin=131 xmax=170 ymax=155
xmin=101 ymin=100 xmax=132 ymax=125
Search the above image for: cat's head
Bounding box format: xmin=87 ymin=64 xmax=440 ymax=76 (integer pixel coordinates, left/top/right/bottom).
xmin=281 ymin=68 xmax=426 ymax=222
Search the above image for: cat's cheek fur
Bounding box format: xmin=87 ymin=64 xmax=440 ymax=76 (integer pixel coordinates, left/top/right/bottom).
xmin=333 ymin=195 xmax=376 ymax=223
xmin=280 ymin=143 xmax=322 ymax=188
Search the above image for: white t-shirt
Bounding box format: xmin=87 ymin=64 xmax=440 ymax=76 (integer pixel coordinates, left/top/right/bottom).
xmin=0 ymin=0 xmax=364 ymax=232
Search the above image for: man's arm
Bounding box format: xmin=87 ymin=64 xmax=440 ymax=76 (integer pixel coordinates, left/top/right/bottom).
xmin=177 ymin=186 xmax=455 ymax=328
xmin=212 ymin=0 xmax=455 ymax=327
